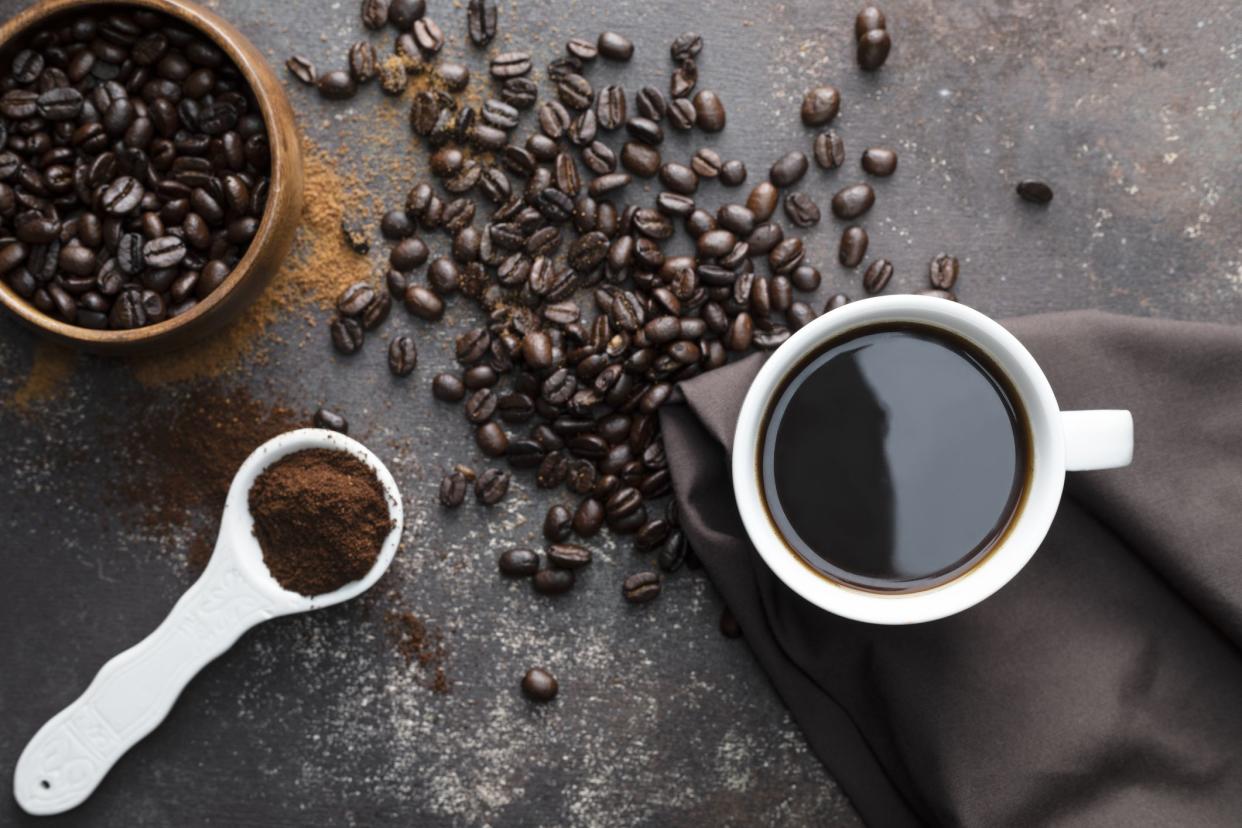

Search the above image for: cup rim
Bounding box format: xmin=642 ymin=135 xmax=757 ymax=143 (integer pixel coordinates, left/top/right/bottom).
xmin=731 ymin=296 xmax=1066 ymax=624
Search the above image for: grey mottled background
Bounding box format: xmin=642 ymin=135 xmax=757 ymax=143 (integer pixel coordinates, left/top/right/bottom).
xmin=2 ymin=0 xmax=1240 ymax=825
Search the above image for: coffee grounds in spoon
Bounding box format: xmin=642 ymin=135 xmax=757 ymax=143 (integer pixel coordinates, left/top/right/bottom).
xmin=249 ymin=449 xmax=393 ymax=597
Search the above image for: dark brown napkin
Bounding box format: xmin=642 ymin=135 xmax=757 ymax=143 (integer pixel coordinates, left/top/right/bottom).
xmin=659 ymin=310 xmax=1242 ymax=826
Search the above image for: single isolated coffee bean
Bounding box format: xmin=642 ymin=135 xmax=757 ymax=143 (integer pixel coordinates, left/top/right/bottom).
xmin=467 ymin=0 xmax=498 ymax=46
xmin=318 ymin=70 xmax=357 ymax=100
xmin=858 ymin=28 xmax=892 ymax=70
xmin=814 ymin=130 xmax=846 ymax=170
xmin=861 ymin=147 xmax=898 ymax=177
xmin=1016 ymin=179 xmax=1054 ymax=204
xmin=863 ymin=258 xmax=894 ymax=294
xmin=521 ymin=667 xmax=559 ymax=701
xmin=622 ymin=571 xmax=662 ymax=604
xmin=800 ymin=86 xmax=840 ymax=126
xmin=837 ymin=225 xmax=867 ymax=267
xmin=313 ymin=407 xmax=349 ymax=434
xmin=387 ymin=335 xmax=418 ymax=377
xmin=439 ymin=471 xmax=468 ymax=508
xmin=831 ymin=183 xmax=876 ymax=219
xmin=597 ymin=31 xmax=634 ymax=61
xmin=533 ymin=567 xmax=575 ymax=595
xmin=693 ymin=90 xmax=726 ymax=132
xmin=475 ymin=468 xmax=511 ymax=504
xmin=929 ymin=253 xmax=960 ymax=289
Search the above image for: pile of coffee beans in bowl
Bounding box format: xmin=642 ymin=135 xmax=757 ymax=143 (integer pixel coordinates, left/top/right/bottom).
xmin=0 ymin=8 xmax=271 ymax=330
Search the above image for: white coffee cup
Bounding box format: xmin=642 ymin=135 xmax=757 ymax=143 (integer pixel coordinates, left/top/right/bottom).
xmin=732 ymin=296 xmax=1133 ymax=625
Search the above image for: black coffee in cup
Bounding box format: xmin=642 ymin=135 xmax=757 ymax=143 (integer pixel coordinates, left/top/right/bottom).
xmin=759 ymin=323 xmax=1032 ymax=593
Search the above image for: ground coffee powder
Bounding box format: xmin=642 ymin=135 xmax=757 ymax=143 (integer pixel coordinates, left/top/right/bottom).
xmin=249 ymin=449 xmax=393 ymax=596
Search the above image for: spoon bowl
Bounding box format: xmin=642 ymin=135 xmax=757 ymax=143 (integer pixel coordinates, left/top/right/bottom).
xmin=13 ymin=429 xmax=402 ymax=816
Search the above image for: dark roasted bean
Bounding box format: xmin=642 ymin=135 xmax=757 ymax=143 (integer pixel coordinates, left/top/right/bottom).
xmin=388 ymin=335 xmax=418 ymax=376
xmin=839 ymin=225 xmax=869 ymax=267
xmin=636 ymin=85 xmax=667 ymax=121
xmin=499 ymin=547 xmax=540 ymax=577
xmin=801 ymin=86 xmax=840 ymax=126
xmin=533 ymin=567 xmax=574 ymax=595
xmin=747 ymin=181 xmax=779 ymax=222
xmin=831 ymin=183 xmax=876 ymax=219
xmin=543 ymin=505 xmax=573 ymax=542
xmin=467 ymin=0 xmax=498 ymax=46
xmin=667 ymin=97 xmax=696 ymax=130
xmin=813 ymin=130 xmax=846 ymax=170
xmin=825 ymin=292 xmax=851 ymax=311
xmin=929 ymin=253 xmax=960 ymax=289
xmin=770 ymin=151 xmax=809 ymax=187
xmin=317 ymin=70 xmax=357 ymax=100
xmin=692 ymin=90 xmax=726 ymax=132
xmin=572 ymin=497 xmax=605 ymax=536
xmin=432 ymin=372 xmax=466 ymax=401
xmin=783 ymin=192 xmax=820 ymax=227
xmin=331 ymin=316 xmax=364 ymax=354
xmin=404 ymin=284 xmax=444 ymax=319
xmin=501 ymin=77 xmax=538 ymax=109
xmin=719 ymin=159 xmax=747 ymax=186
xmin=671 ymin=31 xmax=704 ymax=62
xmin=670 ymin=59 xmax=697 ymax=98
xmin=491 ymin=51 xmax=532 ymax=79
xmin=861 ymin=147 xmax=898 ymax=177
xmin=863 ymin=258 xmax=893 ymax=293
xmin=596 ymin=84 xmax=627 ymax=130
xmin=791 ymin=263 xmax=821 ymax=292
xmin=857 ymin=28 xmax=892 ymax=70
xmin=547 ymin=542 xmax=591 ymax=569
xmin=597 ymin=31 xmax=634 ymax=61
xmin=557 ymin=73 xmax=593 ymax=110
xmin=439 ymin=470 xmax=468 ymax=508
xmin=1016 ymin=179 xmax=1054 ymax=204
xmin=475 ymin=467 xmax=511 ymax=504
xmin=622 ymin=571 xmax=661 ymax=604
xmin=313 ymin=407 xmax=349 ymax=434
xmin=856 ymin=6 xmax=887 ymax=37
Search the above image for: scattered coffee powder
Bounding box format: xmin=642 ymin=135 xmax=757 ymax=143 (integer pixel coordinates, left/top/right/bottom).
xmin=249 ymin=449 xmax=393 ymax=596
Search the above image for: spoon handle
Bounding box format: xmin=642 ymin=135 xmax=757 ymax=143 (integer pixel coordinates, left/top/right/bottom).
xmin=13 ymin=559 xmax=276 ymax=816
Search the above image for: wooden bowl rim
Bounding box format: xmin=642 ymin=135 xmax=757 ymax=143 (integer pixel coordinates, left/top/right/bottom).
xmin=0 ymin=0 xmax=295 ymax=347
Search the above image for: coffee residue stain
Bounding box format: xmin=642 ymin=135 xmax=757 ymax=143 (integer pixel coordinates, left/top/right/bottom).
xmin=9 ymin=341 xmax=76 ymax=410
xmin=384 ymin=598 xmax=452 ymax=694
xmin=126 ymin=139 xmax=379 ymax=386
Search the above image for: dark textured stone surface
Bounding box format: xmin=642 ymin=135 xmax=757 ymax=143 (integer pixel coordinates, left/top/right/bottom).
xmin=1 ymin=1 xmax=1240 ymax=825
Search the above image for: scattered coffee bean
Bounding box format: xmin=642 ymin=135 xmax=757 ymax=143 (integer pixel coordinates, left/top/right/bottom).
xmin=286 ymin=55 xmax=316 ymax=85
xmin=439 ymin=471 xmax=468 ymax=508
xmin=784 ymin=192 xmax=820 ymax=228
xmin=331 ymin=317 xmax=365 ymax=354
xmin=720 ymin=159 xmax=748 ymax=186
xmin=1016 ymin=179 xmax=1054 ymax=204
xmin=475 ymin=467 xmax=511 ymax=504
xmin=769 ymin=151 xmax=809 ymax=187
xmin=544 ymin=505 xmax=573 ymax=542
xmin=863 ymin=258 xmax=893 ymax=293
xmin=825 ymin=293 xmax=851 ymax=311
xmin=801 ymin=86 xmax=840 ymax=126
xmin=831 ymin=183 xmax=876 ymax=219
xmin=318 ymin=70 xmax=357 ymax=100
xmin=814 ymin=130 xmax=846 ymax=170
xmin=857 ymin=28 xmax=892 ymax=70
xmin=597 ymin=31 xmax=634 ymax=61
xmin=692 ymin=90 xmax=726 ymax=132
xmin=929 ymin=254 xmax=960 ymax=289
xmin=499 ymin=547 xmax=540 ymax=577
xmin=467 ymin=0 xmax=498 ymax=46
xmin=855 ymin=5 xmax=887 ymax=38
xmin=839 ymin=226 xmax=869 ymax=267
xmin=547 ymin=542 xmax=592 ymax=570
xmin=313 ymin=407 xmax=349 ymax=434
xmin=622 ymin=571 xmax=661 ymax=604
xmin=521 ymin=667 xmax=559 ymax=701
xmin=388 ymin=335 xmax=418 ymax=376
xmin=388 ymin=0 xmax=426 ymax=29
xmin=533 ymin=567 xmax=575 ymax=595
xmin=861 ymin=147 xmax=898 ymax=177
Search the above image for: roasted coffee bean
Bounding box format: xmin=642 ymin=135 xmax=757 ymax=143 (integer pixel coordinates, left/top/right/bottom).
xmin=465 ymin=389 xmax=498 ymax=425
xmin=388 ymin=335 xmax=418 ymax=376
xmin=597 ymin=31 xmax=634 ymax=61
xmin=573 ymin=497 xmax=605 ymax=536
xmin=388 ymin=0 xmax=425 ymax=27
xmin=856 ymin=5 xmax=887 ymax=37
xmin=671 ymin=31 xmax=704 ymax=62
xmin=784 ymin=192 xmax=820 ymax=227
xmin=338 ymin=281 xmax=376 ymax=317
xmin=791 ymin=263 xmax=821 ymax=292
xmin=770 ymin=151 xmax=809 ymax=187
xmin=439 ymin=470 xmax=468 ymax=508
xmin=537 ymin=450 xmax=570 ymax=488
xmin=438 ymin=63 xmax=470 ymax=93
xmin=102 ymin=176 xmax=144 ymax=214
xmin=825 ymin=292 xmax=851 ymax=311
xmin=622 ymin=571 xmax=661 ymax=604
xmin=391 ymin=236 xmax=429 ymax=271
xmin=787 ymin=301 xmax=817 ymax=330
xmin=839 ymin=225 xmax=869 ymax=267
xmin=404 ymin=285 xmax=444 ymax=320
xmin=547 ymin=542 xmax=591 ymax=569
xmin=861 ymin=147 xmax=898 ymax=177
xmin=659 ymin=162 xmax=698 ymax=195
xmin=863 ymin=258 xmax=893 ymax=293
xmin=501 ymin=77 xmax=538 ymax=109
xmin=557 ymin=73 xmax=593 ymax=110
xmin=596 ymin=84 xmax=627 ymax=131
xmin=360 ymin=0 xmax=390 ymax=29
xmin=857 ymin=28 xmax=892 ymax=70
xmin=313 ymin=407 xmax=349 ymax=434
xmin=626 ymin=117 xmax=664 ymax=147
xmin=929 ymin=253 xmax=960 ymax=289
xmin=801 ymin=85 xmax=841 ymax=126
xmin=692 ymin=90 xmax=726 ymax=132
xmin=1016 ymin=179 xmax=1054 ymax=204
xmin=330 ymin=316 xmax=364 ymax=354
xmin=589 ymin=172 xmax=631 ymax=197
xmin=667 ymin=97 xmax=696 ymax=131
xmin=467 ymin=0 xmax=498 ymax=46
xmin=621 ymin=141 xmax=661 ymax=178
xmin=657 ymin=529 xmax=688 ymax=571
xmin=670 ymin=59 xmax=698 ymax=98
xmin=432 ymin=372 xmax=466 ymax=401
xmin=547 ymin=55 xmax=582 ymax=82
xmin=475 ymin=467 xmax=511 ymax=504
xmin=582 ymin=141 xmax=617 ymax=175
xmin=533 ymin=567 xmax=574 ymax=595
xmin=831 ymin=183 xmax=876 ymax=219
xmin=636 ymin=85 xmax=667 ymax=121
xmin=813 ymin=130 xmax=846 ymax=170
xmin=544 ymin=505 xmax=574 ymax=542
xmin=725 ymin=312 xmax=753 ymax=351
xmin=413 ymin=17 xmax=445 ymax=53
xmin=720 ymin=159 xmax=748 ymax=186
xmin=747 ymin=182 xmax=779 ymax=222
xmin=491 ymin=51 xmax=532 ymax=79
xmin=318 ymin=70 xmax=357 ymax=100
xmin=567 ymin=37 xmax=599 ymax=61
xmin=499 ymin=547 xmax=540 ymax=577
xmin=37 ymin=87 xmax=84 ymax=121
xmin=538 ymin=100 xmax=572 ymax=139
xmin=348 ymin=41 xmax=377 ymax=83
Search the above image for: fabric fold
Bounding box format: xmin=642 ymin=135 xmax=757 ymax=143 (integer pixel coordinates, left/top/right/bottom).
xmin=659 ymin=310 xmax=1242 ymax=826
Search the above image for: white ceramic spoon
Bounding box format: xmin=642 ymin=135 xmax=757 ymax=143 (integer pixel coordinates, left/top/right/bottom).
xmin=12 ymin=428 xmax=403 ymax=816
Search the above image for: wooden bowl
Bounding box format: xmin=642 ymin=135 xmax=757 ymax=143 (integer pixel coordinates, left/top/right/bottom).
xmin=0 ymin=0 xmax=303 ymax=355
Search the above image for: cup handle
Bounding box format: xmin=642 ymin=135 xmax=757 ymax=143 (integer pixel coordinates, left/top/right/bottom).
xmin=1061 ymin=410 xmax=1134 ymax=471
